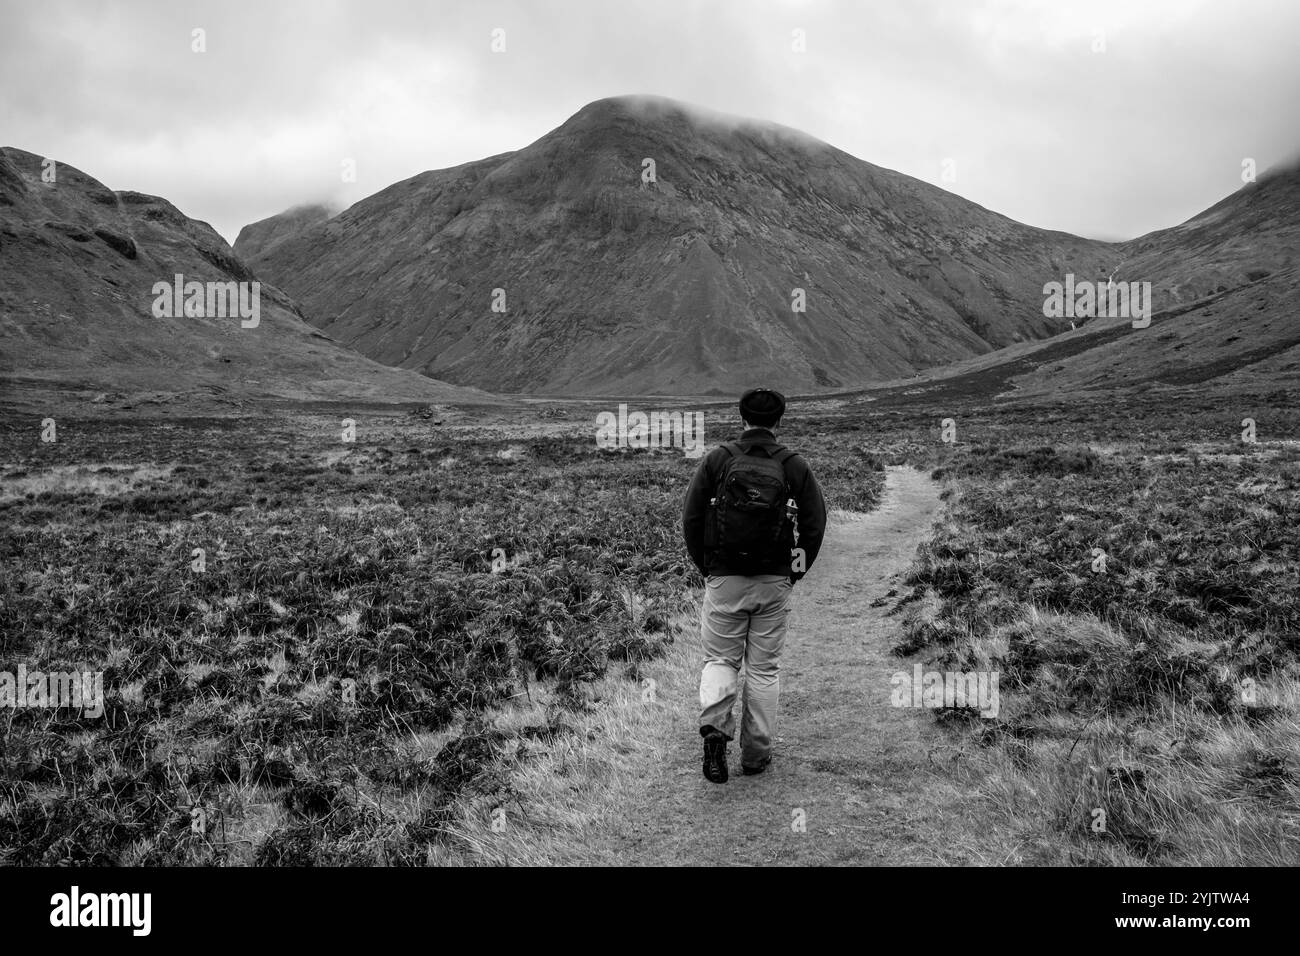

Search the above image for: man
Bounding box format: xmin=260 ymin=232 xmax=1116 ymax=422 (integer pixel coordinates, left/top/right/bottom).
xmin=682 ymin=388 xmax=827 ymax=783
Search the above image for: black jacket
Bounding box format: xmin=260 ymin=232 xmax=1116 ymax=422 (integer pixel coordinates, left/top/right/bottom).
xmin=682 ymin=428 xmax=827 ymax=581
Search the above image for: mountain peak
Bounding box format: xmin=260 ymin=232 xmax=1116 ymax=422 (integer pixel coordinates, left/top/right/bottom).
xmin=237 ymin=99 xmax=1122 ymax=395
xmin=233 ymin=202 xmax=336 ymax=262
xmin=555 ymin=94 xmax=830 ymax=154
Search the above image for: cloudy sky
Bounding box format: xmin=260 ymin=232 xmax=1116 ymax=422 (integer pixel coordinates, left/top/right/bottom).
xmin=3 ymin=0 xmax=1297 ymax=244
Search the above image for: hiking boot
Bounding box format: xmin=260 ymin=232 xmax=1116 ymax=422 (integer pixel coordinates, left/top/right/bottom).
xmin=741 ymin=756 xmax=771 ymax=776
xmin=702 ymin=730 xmax=729 ymax=784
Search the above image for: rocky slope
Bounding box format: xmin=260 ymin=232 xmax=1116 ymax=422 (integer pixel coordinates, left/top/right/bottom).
xmin=0 ymin=148 xmax=497 ymax=410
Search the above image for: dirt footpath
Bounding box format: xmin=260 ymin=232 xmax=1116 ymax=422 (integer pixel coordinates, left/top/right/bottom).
xmin=571 ymin=467 xmax=1005 ymax=865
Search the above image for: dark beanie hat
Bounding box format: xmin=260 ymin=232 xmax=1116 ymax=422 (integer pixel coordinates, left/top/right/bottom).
xmin=739 ymin=387 xmax=786 ymax=428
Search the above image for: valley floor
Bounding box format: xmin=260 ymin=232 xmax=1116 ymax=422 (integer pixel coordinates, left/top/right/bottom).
xmin=3 ymin=393 xmax=1296 ymax=867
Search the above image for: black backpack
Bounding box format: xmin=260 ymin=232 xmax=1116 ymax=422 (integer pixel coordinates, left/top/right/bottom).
xmin=707 ymin=441 xmax=796 ymax=572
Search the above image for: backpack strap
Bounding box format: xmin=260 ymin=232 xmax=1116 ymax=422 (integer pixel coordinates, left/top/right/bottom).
xmin=771 ymin=448 xmax=798 ymax=497
xmin=712 ymin=442 xmax=743 ymax=496
xmin=752 ymin=443 xmax=796 ymax=467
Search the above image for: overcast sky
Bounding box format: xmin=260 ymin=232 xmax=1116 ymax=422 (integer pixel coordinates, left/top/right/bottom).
xmin=3 ymin=0 xmax=1297 ymax=244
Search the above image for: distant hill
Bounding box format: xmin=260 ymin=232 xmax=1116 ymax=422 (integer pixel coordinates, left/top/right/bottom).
xmin=1009 ymin=161 xmax=1300 ymax=397
xmin=238 ymin=95 xmax=1117 ymax=396
xmin=1119 ymin=159 xmax=1300 ymax=308
xmin=233 ymin=203 xmax=334 ymax=263
xmin=840 ymin=159 xmax=1300 ymax=406
xmin=0 ymin=148 xmax=498 ymax=410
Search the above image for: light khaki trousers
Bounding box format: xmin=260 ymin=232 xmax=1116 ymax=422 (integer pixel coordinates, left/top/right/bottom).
xmin=698 ymin=573 xmax=794 ymax=766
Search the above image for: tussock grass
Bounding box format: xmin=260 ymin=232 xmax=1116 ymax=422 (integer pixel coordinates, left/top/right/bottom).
xmin=422 ymin=607 xmax=701 ymax=866
xmin=899 ymin=433 xmax=1300 ymax=865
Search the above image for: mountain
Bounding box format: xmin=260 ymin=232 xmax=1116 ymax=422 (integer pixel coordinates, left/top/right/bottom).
xmin=1119 ymin=159 xmax=1300 ymax=307
xmin=237 ymin=95 xmax=1118 ymax=396
xmin=0 ymin=148 xmax=497 ymax=410
xmin=1007 ymin=161 xmax=1300 ymax=397
xmin=850 ymin=266 xmax=1299 ymax=408
xmin=830 ymin=163 xmax=1300 ymax=406
xmin=233 ymin=202 xmax=334 ymax=263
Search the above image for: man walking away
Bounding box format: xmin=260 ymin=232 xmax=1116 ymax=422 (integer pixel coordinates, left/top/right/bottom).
xmin=682 ymin=388 xmax=827 ymax=784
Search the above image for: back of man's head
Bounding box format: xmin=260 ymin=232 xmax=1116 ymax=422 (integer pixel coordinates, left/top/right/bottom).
xmin=739 ymin=387 xmax=786 ymax=430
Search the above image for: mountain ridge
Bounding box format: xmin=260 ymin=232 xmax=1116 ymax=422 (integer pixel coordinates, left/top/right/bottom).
xmin=0 ymin=147 xmax=500 ymax=410
xmin=238 ymin=94 xmax=1122 ymax=395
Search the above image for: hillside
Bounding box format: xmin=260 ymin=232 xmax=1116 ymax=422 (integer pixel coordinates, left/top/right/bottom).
xmin=1120 ymin=159 xmax=1300 ymax=308
xmin=238 ymin=95 xmax=1117 ymax=396
xmin=233 ymin=203 xmax=334 ymax=263
xmin=0 ymin=148 xmax=497 ymax=411
xmin=1007 ymin=161 xmax=1300 ymax=399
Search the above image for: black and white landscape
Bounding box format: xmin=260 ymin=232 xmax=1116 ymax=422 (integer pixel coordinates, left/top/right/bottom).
xmin=0 ymin=0 xmax=1296 ymax=909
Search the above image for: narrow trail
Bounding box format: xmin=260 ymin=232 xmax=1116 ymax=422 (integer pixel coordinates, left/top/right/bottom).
xmin=576 ymin=467 xmax=1001 ymax=865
